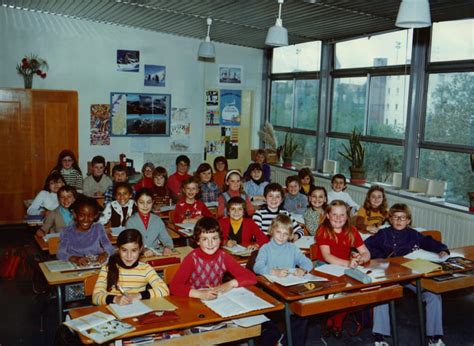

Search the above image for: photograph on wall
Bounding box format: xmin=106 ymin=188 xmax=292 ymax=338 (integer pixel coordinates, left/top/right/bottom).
xmin=170 ymin=139 xmax=190 ymax=152
xmin=206 ymin=140 xmax=224 ymax=155
xmin=220 ymin=90 xmax=241 ymax=126
xmin=117 ymin=50 xmax=139 ymax=72
xmin=218 ymin=65 xmax=242 ymax=85
xmin=206 ymin=109 xmax=220 ymax=126
xmin=90 ymin=104 xmax=110 ymax=145
xmin=144 ymin=65 xmax=166 ymax=87
xmin=206 ymin=90 xmax=219 ymax=106
xmin=225 ymin=141 xmax=238 ymax=159
xmin=110 ymin=92 xmax=171 ymax=136
xmin=170 ymin=108 xmax=191 ymax=152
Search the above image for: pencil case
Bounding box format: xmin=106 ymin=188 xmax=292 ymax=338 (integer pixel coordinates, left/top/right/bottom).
xmin=147 ymin=257 xmax=180 ymax=267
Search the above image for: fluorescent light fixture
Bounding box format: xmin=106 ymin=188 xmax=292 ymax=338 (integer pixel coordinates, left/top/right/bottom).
xmin=265 ymin=0 xmax=288 ymax=47
xmin=396 ymin=0 xmax=431 ymax=28
xmin=198 ymin=18 xmax=216 ymax=59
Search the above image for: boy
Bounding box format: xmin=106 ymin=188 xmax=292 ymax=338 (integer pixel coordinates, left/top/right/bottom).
xmin=365 ymin=203 xmax=448 ymax=346
xmin=169 ymin=217 xmax=256 ymax=299
xmin=219 ymin=197 xmax=268 ymax=251
xmin=167 ymin=155 xmax=192 ymax=203
xmin=283 ymin=175 xmax=308 ymax=215
xmin=83 ymin=156 xmax=112 ymax=197
xmin=103 ymin=165 xmax=129 ymax=204
xmin=327 ymin=173 xmax=359 ymax=211
xmin=252 ymin=183 xmax=304 ymax=240
xmin=173 ymin=177 xmax=212 ymax=224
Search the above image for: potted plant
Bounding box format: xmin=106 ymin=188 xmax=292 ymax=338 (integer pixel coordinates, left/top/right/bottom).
xmin=338 ymin=129 xmax=366 ymax=184
xmin=257 ymin=121 xmax=279 ymax=163
xmin=281 ymin=133 xmax=299 ymax=168
xmin=16 ymin=54 xmax=48 ymax=89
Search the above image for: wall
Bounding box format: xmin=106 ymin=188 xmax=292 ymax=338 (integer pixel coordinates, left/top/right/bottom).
xmin=0 ymin=7 xmax=263 ymax=173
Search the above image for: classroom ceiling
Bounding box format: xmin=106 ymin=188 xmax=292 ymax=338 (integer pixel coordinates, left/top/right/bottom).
xmin=2 ymin=0 xmax=473 ymax=48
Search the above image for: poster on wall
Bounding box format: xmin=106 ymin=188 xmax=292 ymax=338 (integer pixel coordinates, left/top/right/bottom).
xmin=206 ymin=89 xmax=220 ymax=126
xmin=218 ymin=65 xmax=243 ymax=85
xmin=110 ymin=92 xmax=171 ymax=136
xmin=90 ymin=104 xmax=111 ymax=145
xmin=221 ymin=126 xmax=239 ymax=159
xmin=220 ymin=90 xmax=241 ymax=126
xmin=144 ymin=65 xmax=166 ymax=87
xmin=117 ymin=50 xmax=140 ymax=72
xmin=170 ymin=107 xmax=191 ymax=152
xmin=206 ymin=140 xmax=224 ymax=155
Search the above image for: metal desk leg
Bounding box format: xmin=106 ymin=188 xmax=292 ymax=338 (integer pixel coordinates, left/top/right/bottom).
xmin=248 ymin=338 xmax=255 ymax=346
xmin=57 ymin=285 xmax=63 ymax=323
xmin=284 ymin=302 xmax=293 ymax=346
xmin=389 ymin=300 xmax=398 ymax=346
xmin=416 ymin=279 xmax=426 ymax=346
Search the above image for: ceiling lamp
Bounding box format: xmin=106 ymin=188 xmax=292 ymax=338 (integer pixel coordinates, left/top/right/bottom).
xmin=265 ymin=0 xmax=288 ymax=47
xmin=395 ymin=0 xmax=431 ymax=28
xmin=198 ymin=18 xmax=216 ymax=59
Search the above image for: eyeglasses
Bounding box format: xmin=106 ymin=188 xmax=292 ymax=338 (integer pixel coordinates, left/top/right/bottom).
xmin=391 ymin=216 xmax=408 ymax=221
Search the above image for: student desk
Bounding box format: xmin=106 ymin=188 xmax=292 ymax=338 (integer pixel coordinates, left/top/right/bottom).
xmin=68 ymin=286 xmax=284 ymax=345
xmin=39 ymin=246 xmax=193 ymax=322
xmin=257 ymin=260 xmax=423 ymax=346
xmin=34 ymin=233 xmax=117 ymax=253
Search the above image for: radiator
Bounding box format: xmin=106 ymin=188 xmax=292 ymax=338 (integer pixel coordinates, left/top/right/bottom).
xmin=271 ymin=166 xmax=474 ymax=248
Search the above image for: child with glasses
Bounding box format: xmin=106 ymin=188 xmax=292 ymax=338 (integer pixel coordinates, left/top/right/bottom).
xmin=365 ymin=203 xmax=449 ymax=346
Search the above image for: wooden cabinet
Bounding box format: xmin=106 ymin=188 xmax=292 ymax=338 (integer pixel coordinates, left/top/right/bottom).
xmin=0 ymin=88 xmax=78 ymax=223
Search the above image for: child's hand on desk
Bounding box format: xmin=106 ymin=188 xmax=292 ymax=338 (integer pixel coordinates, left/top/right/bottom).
xmin=69 ymin=256 xmax=89 ymax=266
xmin=226 ymin=240 xmax=237 ymax=248
xmin=247 ymin=244 xmax=259 ymax=252
xmin=293 ymin=268 xmax=306 ymax=277
xmin=162 ymin=247 xmax=172 ymax=256
xmin=97 ymin=252 xmax=108 ymax=264
xmin=143 ymin=249 xmax=155 ymax=257
xmin=439 ymin=251 xmax=449 ymax=258
xmin=367 ymin=225 xmax=379 ymax=234
xmin=215 ymin=280 xmax=238 ymax=295
xmin=113 ymin=294 xmax=134 ymax=305
xmin=195 ymin=288 xmax=219 ymax=300
xmin=349 ymin=257 xmax=359 ymax=268
xmin=271 ymin=268 xmax=289 ymax=277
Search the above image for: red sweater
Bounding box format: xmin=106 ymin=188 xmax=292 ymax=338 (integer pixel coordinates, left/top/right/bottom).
xmin=133 ymin=177 xmax=154 ymax=191
xmin=219 ymin=217 xmax=269 ymax=247
xmin=316 ymin=225 xmax=363 ymax=262
xmin=169 ymin=248 xmax=257 ymax=297
xmin=173 ymin=198 xmax=213 ymax=223
xmin=166 ymin=172 xmax=192 ymax=201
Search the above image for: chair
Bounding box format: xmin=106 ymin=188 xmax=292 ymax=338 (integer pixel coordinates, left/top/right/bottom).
xmin=83 ymin=274 xmax=99 ymax=296
xmin=163 ymin=263 xmax=181 ymax=284
xmin=421 ymin=230 xmax=442 ymax=242
xmin=309 ymin=243 xmax=319 ymax=261
xmin=47 ymin=237 xmax=60 ymax=256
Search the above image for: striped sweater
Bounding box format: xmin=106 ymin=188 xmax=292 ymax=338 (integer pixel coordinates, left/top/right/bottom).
xmin=60 ymin=168 xmax=83 ymax=190
xmin=252 ymin=206 xmax=304 ymax=239
xmin=92 ymin=261 xmax=169 ymax=305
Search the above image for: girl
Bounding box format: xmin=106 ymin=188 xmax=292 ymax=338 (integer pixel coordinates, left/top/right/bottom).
xmin=213 ymin=156 xmax=228 ymax=190
xmin=150 ymin=166 xmax=171 ymax=213
xmin=303 ymin=186 xmax=327 ymax=236
xmin=170 ymin=217 xmax=256 ymax=299
xmin=173 ymin=177 xmax=212 ymax=224
xmin=195 ymin=163 xmax=221 ymax=203
xmin=244 ymin=149 xmax=271 ymax=182
xmin=51 ymin=150 xmax=83 ymax=191
xmin=327 ymin=174 xmax=359 ymax=212
xmin=27 ymin=172 xmax=66 ymax=216
xmin=36 ymin=186 xmax=77 ymax=237
xmin=134 ymin=162 xmax=155 ymax=191
xmin=315 ymin=200 xmax=371 ymax=337
xmin=99 ymin=182 xmax=135 ymax=228
xmin=355 ymin=185 xmax=388 ymax=234
xmin=92 ymin=229 xmax=169 ymax=305
xmin=243 ymin=163 xmax=268 ymax=202
xmin=126 ymin=188 xmax=173 ymax=257
xmin=217 ymin=170 xmax=254 ymax=218
xmin=298 ymin=167 xmax=315 ymax=195
xmin=57 ymin=197 xmax=114 ymax=266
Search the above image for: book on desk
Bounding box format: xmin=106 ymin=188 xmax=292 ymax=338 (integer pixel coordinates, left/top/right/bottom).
xmin=44 ymin=259 xmax=103 ymax=273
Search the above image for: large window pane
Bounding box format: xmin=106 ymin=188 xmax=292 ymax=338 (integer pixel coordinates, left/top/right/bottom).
xmin=331 ymin=77 xmax=366 ymax=133
xmin=419 ymin=149 xmax=473 ymax=206
xmin=327 ymin=138 xmax=350 ymax=177
xmin=272 ymin=42 xmax=321 ymax=73
xmin=424 ymin=72 xmax=474 ymax=146
xmin=431 ymin=19 xmax=474 ymax=62
xmin=295 ymin=80 xmax=319 ymax=129
xmin=275 ymin=131 xmax=316 ymax=167
xmin=368 ymin=75 xmax=409 ymax=139
xmin=270 ymin=80 xmax=294 ymax=127
xmin=335 ymin=30 xmax=413 ymax=69
xmin=364 ymin=143 xmax=403 ymax=183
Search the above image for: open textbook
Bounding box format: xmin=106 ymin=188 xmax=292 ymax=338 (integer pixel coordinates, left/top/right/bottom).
xmin=223 ymin=244 xmax=252 ymax=257
xmin=404 ymin=249 xmax=463 ymax=263
xmin=202 ymin=287 xmax=273 ymax=318
xmin=64 ymin=311 xmax=134 ymax=344
xmin=44 ymin=259 xmax=102 ymax=272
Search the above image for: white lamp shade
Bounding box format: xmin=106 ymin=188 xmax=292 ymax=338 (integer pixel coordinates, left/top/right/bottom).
xmin=198 ymin=39 xmax=215 ymax=59
xmin=265 ymin=19 xmax=288 ymax=46
xmin=396 ymin=0 xmax=431 ymax=28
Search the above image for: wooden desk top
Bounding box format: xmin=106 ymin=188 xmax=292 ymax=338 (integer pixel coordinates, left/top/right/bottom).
xmin=69 ymin=286 xmax=284 ymax=344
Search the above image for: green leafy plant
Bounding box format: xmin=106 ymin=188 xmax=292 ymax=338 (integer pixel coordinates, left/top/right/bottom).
xmin=338 ymin=128 xmax=365 ymax=168
xmin=282 ymin=133 xmax=299 ymax=160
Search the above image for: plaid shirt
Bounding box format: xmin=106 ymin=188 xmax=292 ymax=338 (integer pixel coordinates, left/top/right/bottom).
xmin=199 ymin=182 xmax=221 ymax=203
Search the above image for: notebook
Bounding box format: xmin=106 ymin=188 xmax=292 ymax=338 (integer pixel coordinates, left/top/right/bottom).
xmin=293 ymin=236 xmax=315 ymax=249
xmin=44 ymin=260 xmax=102 ymax=273
xmin=263 ymin=273 xmax=328 ymax=287
xmin=402 ymin=259 xmax=442 ymax=274
xmin=107 ymin=299 xmax=153 ymax=319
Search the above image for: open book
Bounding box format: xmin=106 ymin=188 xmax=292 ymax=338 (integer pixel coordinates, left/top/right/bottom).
xmin=44 ymin=259 xmax=102 ymax=273
xmin=404 ymin=249 xmax=463 ymax=263
xmin=107 ymin=300 xmax=153 ymax=319
xmin=64 ymin=311 xmax=134 ymax=344
xmin=223 ymin=244 xmax=252 ymax=257
xmin=202 ymin=287 xmax=273 ymax=318
xmin=293 ymin=236 xmax=315 ymax=249
xmin=263 ymin=273 xmax=328 ymax=287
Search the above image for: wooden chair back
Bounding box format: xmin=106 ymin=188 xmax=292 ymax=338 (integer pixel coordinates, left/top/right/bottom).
xmin=309 ymin=243 xmax=319 ymax=261
xmin=47 ymin=237 xmax=60 ymax=256
xmin=163 ymin=263 xmax=181 ymax=284
xmin=83 ymin=274 xmax=99 ymax=296
xmin=421 ymin=230 xmax=442 ymax=242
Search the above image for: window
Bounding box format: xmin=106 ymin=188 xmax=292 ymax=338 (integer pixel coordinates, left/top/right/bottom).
xmin=272 ymin=42 xmax=321 ymax=73
xmin=331 ymin=77 xmax=366 ymax=133
xmin=270 ymin=80 xmax=294 ymax=128
xmin=430 ymin=19 xmax=474 ymax=62
xmin=275 ymin=131 xmax=317 ymax=167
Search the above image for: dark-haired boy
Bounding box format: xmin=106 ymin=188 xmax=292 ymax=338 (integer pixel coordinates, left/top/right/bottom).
xmin=83 ymin=156 xmax=112 ymax=197
xmin=167 ymin=155 xmax=192 ymax=203
xmin=103 ymin=165 xmax=129 ymax=204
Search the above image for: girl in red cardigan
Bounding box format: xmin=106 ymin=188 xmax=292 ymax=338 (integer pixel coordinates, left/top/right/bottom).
xmin=169 ymin=217 xmax=256 ymax=299
xmin=219 ymin=196 xmax=268 ymax=251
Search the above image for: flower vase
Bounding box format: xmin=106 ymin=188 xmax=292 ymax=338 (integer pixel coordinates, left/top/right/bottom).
xmin=23 ymin=74 xmax=33 ymax=89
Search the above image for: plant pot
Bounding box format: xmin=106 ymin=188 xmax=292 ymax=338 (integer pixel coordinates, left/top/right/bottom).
xmin=282 ymin=157 xmax=293 ymax=168
xmin=349 ymin=166 xmax=366 ymax=185
xmin=23 ymin=74 xmax=33 ymax=89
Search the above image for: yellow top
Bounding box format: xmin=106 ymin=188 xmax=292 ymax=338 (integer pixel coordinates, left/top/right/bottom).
xmin=230 ymin=218 xmax=243 ymax=235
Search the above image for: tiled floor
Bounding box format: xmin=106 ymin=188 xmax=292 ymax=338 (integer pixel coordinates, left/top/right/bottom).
xmin=1 ymin=225 xmax=473 ymax=345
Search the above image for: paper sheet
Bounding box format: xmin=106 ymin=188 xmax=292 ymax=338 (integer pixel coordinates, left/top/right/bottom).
xmin=293 ymin=236 xmax=315 ymax=249
xmin=314 ymin=264 xmax=347 ymax=277
xmin=232 ymin=314 xmax=269 ymax=327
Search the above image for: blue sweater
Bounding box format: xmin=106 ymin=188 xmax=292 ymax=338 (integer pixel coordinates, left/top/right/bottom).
xmin=254 ymin=239 xmax=313 ymax=275
xmin=365 ymin=226 xmax=448 ymax=259
xmin=283 ymin=192 xmax=308 ymax=215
